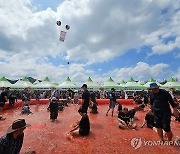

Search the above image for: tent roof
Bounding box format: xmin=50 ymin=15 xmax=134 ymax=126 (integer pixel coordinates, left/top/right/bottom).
xmin=87 ymin=77 xmax=93 ymax=82
xmin=22 ymin=77 xmax=29 ymax=82
xmin=84 ymin=77 xmax=101 ymax=88
xmin=0 ymin=76 xmax=8 ymax=81
xmin=43 ymin=77 xmax=50 ymax=82
xmin=162 ymin=82 xmax=180 ymax=88
xmin=124 ymin=82 xmax=143 ymax=87
xmin=103 ymin=77 xmax=121 ymax=88
xmin=144 ymin=81 xmax=162 ymax=88
xmin=148 ymin=77 xmax=156 ymax=82
xmin=120 ymin=80 xmax=126 ymax=84
xmin=167 ymin=77 xmax=176 ymax=82
xmin=65 ymin=77 xmax=71 ymax=82
xmin=128 ymin=77 xmax=135 ymax=82
xmin=11 ymin=80 xmax=33 ymax=88
xmin=0 ymin=76 xmax=12 ymax=87
xmin=107 ymin=77 xmax=114 ymax=82
xmin=57 ymin=77 xmax=78 ymax=88
xmin=33 ymin=81 xmax=56 ymax=88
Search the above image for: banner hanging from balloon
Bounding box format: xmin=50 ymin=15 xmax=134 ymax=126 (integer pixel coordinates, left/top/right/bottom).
xmin=59 ymin=31 xmax=67 ymax=42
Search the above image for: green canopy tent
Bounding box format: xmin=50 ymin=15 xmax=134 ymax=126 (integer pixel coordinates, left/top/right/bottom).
xmin=162 ymin=77 xmax=180 ymax=89
xmin=120 ymin=80 xmax=126 ymax=85
xmin=103 ymin=77 xmax=122 ymax=89
xmin=32 ymin=77 xmax=56 ymax=89
xmin=85 ymin=77 xmax=101 ymax=89
xmin=10 ymin=77 xmax=33 ymax=89
xmin=143 ymin=77 xmax=162 ymax=88
xmin=57 ymin=77 xmax=79 ymax=89
xmin=0 ymin=76 xmax=12 ymax=87
xmin=123 ymin=77 xmax=145 ymax=89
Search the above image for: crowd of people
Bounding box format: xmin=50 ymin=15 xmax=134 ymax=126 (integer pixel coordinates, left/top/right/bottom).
xmin=0 ymin=83 xmax=180 ymax=153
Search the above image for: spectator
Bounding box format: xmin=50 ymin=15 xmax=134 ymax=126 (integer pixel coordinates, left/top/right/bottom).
xmin=0 ymin=119 xmax=33 ymax=154
xmin=0 ymin=87 xmax=9 ymax=120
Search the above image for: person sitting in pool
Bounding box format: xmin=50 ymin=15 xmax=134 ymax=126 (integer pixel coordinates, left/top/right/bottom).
xmin=21 ymin=104 xmax=32 ymax=115
xmin=141 ymin=110 xmax=169 ymax=139
xmin=171 ymin=109 xmax=180 ymax=122
xmin=122 ymin=104 xmax=145 ymax=122
xmin=90 ymin=101 xmax=98 ymax=114
xmin=118 ymin=107 xmax=137 ymax=129
xmin=66 ymin=108 xmax=90 ymax=139
xmin=141 ymin=110 xmax=156 ymax=130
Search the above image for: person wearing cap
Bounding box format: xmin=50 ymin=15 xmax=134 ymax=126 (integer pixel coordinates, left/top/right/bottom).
xmin=149 ymin=82 xmax=179 ymax=141
xmin=66 ymin=108 xmax=90 ymax=140
xmin=0 ymin=119 xmax=31 ymax=154
xmin=81 ymin=84 xmax=90 ymax=113
xmin=0 ymin=87 xmax=9 ymax=120
xmin=106 ymin=88 xmax=117 ymax=116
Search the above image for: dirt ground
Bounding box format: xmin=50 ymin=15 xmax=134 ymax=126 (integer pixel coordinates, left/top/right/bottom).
xmin=0 ymin=104 xmax=179 ymax=154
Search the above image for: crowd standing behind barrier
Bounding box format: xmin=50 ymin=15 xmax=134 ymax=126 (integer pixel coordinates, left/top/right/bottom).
xmin=5 ymin=88 xmax=180 ymax=105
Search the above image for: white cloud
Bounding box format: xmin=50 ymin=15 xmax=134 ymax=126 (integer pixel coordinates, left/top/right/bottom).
xmin=1 ymin=0 xmax=178 ymax=60
xmin=144 ymin=3 xmax=180 ymax=55
xmin=102 ymin=62 xmax=171 ymax=82
xmin=0 ymin=0 xmax=179 ymax=82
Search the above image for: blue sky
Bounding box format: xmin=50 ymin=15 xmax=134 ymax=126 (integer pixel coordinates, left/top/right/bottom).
xmin=32 ymin=0 xmax=61 ymax=11
xmin=0 ymin=0 xmax=179 ymax=84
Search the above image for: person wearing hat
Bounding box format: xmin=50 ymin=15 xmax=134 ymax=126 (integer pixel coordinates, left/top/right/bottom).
xmin=106 ymin=88 xmax=117 ymax=116
xmin=81 ymin=84 xmax=90 ymax=113
xmin=66 ymin=108 xmax=90 ymax=140
xmin=0 ymin=119 xmax=31 ymax=154
xmin=149 ymin=82 xmax=179 ymax=141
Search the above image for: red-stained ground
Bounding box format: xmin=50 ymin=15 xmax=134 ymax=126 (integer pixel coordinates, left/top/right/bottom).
xmin=0 ymin=104 xmax=179 ymax=154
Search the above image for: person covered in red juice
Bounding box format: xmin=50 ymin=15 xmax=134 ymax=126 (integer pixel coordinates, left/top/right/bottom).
xmin=118 ymin=107 xmax=137 ymax=130
xmin=66 ymin=108 xmax=90 ymax=140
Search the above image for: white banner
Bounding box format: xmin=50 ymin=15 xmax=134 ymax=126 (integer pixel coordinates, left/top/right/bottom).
xmin=59 ymin=31 xmax=67 ymax=42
